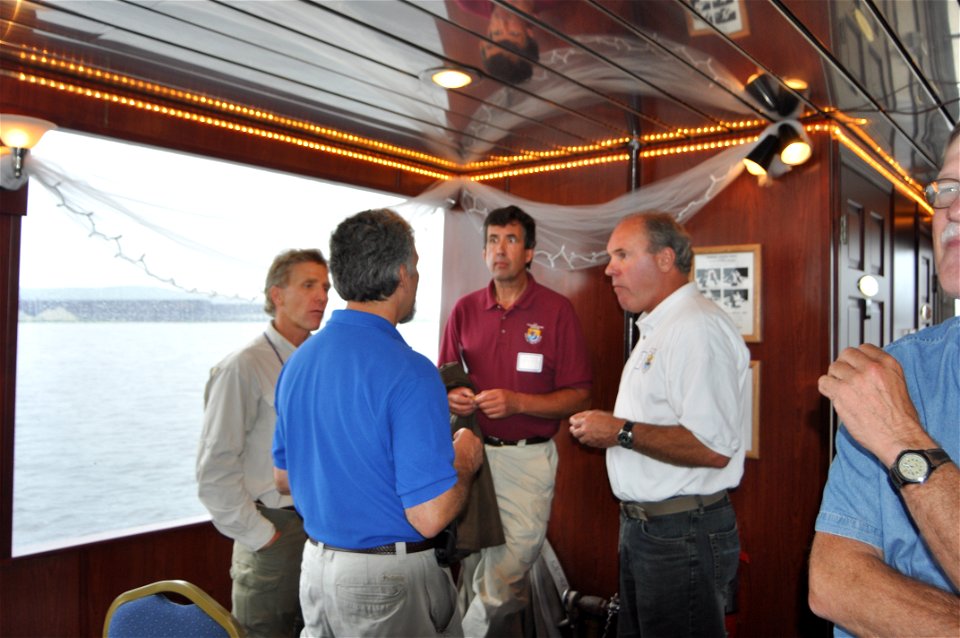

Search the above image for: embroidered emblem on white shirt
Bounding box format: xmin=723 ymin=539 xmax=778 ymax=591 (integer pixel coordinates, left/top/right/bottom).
xmin=640 ymin=349 xmax=656 ymax=372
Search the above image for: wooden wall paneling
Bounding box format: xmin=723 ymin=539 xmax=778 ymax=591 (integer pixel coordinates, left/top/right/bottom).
xmin=0 ymin=549 xmax=81 ymax=637
xmin=83 ymin=523 xmax=233 ymax=637
xmin=0 ymin=186 xmax=27 ymax=563
xmin=0 ymin=523 xmax=232 ymax=638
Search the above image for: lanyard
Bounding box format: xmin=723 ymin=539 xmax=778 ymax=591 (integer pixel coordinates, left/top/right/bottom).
xmin=263 ymin=332 xmax=284 ymax=366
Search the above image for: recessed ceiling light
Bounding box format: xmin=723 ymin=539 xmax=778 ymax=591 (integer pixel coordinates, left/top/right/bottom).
xmin=853 ymin=7 xmax=875 ymax=42
xmin=424 ymin=67 xmax=475 ymax=89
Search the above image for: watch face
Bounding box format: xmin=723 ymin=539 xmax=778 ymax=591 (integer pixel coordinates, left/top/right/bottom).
xmin=618 ymin=430 xmax=633 ymax=449
xmin=898 ymin=452 xmax=930 ymax=481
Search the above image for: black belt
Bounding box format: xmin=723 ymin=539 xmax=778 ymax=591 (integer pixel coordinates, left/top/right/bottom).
xmin=483 ymin=435 xmax=550 ymax=446
xmin=308 ymin=537 xmax=437 ymax=555
xmin=620 ymin=491 xmax=728 ymax=522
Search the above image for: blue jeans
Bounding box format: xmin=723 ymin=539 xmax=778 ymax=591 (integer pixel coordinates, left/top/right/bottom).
xmin=618 ymin=496 xmax=739 ymax=638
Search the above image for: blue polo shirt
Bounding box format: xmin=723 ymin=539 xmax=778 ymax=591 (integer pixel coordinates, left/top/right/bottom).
xmin=273 ymin=309 xmax=457 ymax=548
xmin=815 ymin=317 xmax=960 ymax=636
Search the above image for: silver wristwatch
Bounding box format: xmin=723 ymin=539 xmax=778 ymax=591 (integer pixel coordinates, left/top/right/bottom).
xmin=617 ymin=421 xmax=635 ymax=450
xmin=889 ymin=448 xmax=952 ymax=490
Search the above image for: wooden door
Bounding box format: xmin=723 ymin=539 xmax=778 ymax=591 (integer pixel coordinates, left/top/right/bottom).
xmin=836 ymin=153 xmax=893 ymax=352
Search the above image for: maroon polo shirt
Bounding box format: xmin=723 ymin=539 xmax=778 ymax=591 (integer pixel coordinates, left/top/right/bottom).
xmin=438 ymin=276 xmax=592 ymax=440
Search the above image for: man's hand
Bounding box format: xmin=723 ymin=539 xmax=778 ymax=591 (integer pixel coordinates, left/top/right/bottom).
xmin=569 ymin=409 xmax=621 ymax=448
xmin=452 ymin=427 xmax=483 ymax=475
xmin=818 ymin=343 xmax=928 ymax=466
xmin=448 ymin=387 xmax=477 ymax=417
xmin=474 ymin=388 xmax=519 ymax=419
xmin=258 ymin=529 xmax=281 ymax=551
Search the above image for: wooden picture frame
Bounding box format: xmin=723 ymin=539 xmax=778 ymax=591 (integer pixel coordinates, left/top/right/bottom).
xmin=691 ymin=243 xmax=762 ymax=342
xmin=746 ymin=360 xmax=760 ymax=459
xmin=687 ymin=0 xmax=750 ymax=39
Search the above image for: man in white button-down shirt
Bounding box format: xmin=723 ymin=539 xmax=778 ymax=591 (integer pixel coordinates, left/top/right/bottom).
xmin=197 ymin=249 xmax=330 ymax=638
xmin=570 ymin=213 xmax=750 ymax=637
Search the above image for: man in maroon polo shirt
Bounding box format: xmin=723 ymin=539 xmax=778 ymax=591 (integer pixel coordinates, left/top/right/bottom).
xmin=439 ymin=205 xmax=592 ymax=637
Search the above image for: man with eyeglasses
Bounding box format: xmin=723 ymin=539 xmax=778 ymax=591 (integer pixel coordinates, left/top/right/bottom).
xmin=808 ymin=124 xmax=959 ymax=635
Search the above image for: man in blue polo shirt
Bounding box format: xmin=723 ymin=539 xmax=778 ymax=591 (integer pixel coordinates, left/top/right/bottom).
xmin=439 ymin=205 xmax=592 ymax=637
xmin=274 ymin=208 xmax=483 ymax=637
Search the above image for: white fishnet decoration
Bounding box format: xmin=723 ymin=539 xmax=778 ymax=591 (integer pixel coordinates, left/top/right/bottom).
xmin=396 ymin=142 xmax=750 ymax=271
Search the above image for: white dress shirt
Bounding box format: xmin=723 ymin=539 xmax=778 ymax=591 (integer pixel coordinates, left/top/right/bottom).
xmin=606 ymin=283 xmax=750 ymax=503
xmin=196 ymin=322 xmax=296 ymax=550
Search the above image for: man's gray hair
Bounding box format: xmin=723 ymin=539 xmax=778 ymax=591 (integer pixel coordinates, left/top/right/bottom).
xmin=631 ymin=212 xmax=694 ymax=276
xmin=263 ymin=248 xmax=327 ymax=316
xmin=330 ymin=209 xmax=415 ymax=302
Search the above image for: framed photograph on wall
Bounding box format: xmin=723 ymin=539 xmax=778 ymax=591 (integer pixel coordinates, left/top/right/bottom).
xmin=687 ymin=0 xmax=750 ymax=39
xmin=691 ymin=243 xmax=762 ymax=342
xmin=746 ymin=360 xmax=760 ymax=460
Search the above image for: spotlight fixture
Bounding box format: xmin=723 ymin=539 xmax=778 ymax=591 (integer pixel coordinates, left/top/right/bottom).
xmin=745 ymin=73 xmax=808 ymax=118
xmin=778 ymin=122 xmax=812 ymax=165
xmin=742 ymin=120 xmax=812 ymax=177
xmin=0 ymin=113 xmax=57 ymax=180
xmin=422 ymin=66 xmax=477 ymax=89
xmin=743 ymin=133 xmax=780 ymax=176
xmin=745 ymin=73 xmax=779 ymax=113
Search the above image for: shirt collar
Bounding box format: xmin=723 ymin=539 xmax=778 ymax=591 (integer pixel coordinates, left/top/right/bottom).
xmin=329 ymin=308 xmax=405 ymax=342
xmin=483 ymin=273 xmax=538 ymax=311
xmin=265 ymin=320 xmax=297 ymax=357
xmin=635 ymin=281 xmax=698 ymax=334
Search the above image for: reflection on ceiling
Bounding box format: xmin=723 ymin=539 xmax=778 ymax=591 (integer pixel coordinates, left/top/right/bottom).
xmin=1 ymin=0 xmax=957 ymax=182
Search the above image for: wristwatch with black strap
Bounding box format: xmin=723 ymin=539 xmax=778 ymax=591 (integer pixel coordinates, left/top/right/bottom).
xmin=889 ymin=448 xmax=952 ymax=490
xmin=617 ymin=420 xmax=635 ymax=450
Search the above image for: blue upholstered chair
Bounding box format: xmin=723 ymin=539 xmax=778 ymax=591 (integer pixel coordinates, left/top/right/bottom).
xmin=102 ymin=579 xmax=244 ymax=638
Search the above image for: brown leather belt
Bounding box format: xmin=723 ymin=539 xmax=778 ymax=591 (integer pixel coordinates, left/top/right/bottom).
xmin=483 ymin=435 xmax=550 ymax=446
xmin=620 ymin=491 xmax=728 ymax=522
xmin=308 ymin=537 xmax=436 ymax=554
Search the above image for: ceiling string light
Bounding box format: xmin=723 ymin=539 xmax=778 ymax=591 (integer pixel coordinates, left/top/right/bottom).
xmin=3 ymin=51 xmax=929 ymax=206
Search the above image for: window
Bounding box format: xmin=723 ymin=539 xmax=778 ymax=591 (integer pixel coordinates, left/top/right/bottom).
xmin=14 ymin=130 xmax=443 ymax=556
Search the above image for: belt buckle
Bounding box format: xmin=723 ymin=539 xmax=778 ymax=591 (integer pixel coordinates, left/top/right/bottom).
xmin=621 ymin=502 xmax=649 ymax=522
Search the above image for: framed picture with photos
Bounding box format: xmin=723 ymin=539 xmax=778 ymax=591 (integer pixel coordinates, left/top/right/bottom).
xmin=687 ymin=0 xmax=750 ymax=39
xmin=691 ymin=244 xmax=762 ymax=342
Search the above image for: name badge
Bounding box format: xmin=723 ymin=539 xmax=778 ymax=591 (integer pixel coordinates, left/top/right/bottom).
xmin=516 ymin=352 xmax=543 ymax=373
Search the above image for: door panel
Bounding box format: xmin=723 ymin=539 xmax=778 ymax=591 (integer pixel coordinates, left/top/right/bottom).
xmin=837 ymin=158 xmax=892 ymax=352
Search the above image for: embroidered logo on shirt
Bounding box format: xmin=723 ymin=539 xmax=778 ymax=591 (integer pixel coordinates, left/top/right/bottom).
xmin=640 ymin=349 xmax=656 ymax=372
xmin=524 ymin=323 xmax=544 ymax=345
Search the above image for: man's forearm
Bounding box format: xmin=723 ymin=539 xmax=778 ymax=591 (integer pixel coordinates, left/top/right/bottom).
xmin=633 ymin=422 xmax=730 ymax=468
xmin=809 ymin=532 xmax=960 ymax=636
xmin=405 ymin=469 xmax=475 ymax=539
xmin=516 ymin=387 xmax=590 ymax=419
xmin=901 ymin=462 xmax=960 ymax=588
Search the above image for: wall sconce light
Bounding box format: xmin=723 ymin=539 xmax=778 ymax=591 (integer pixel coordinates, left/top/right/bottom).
xmin=422 ymin=66 xmax=477 ymax=89
xmin=745 ymin=73 xmax=780 ymax=113
xmin=1 ymin=114 xmax=57 ymax=185
xmin=743 ymin=132 xmax=780 ymax=176
xmin=778 ymin=121 xmax=812 ymax=165
xmin=742 ymin=120 xmax=812 ymax=177
xmin=745 ymin=73 xmax=808 ymax=118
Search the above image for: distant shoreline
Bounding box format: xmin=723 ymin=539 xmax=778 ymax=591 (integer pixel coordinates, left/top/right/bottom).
xmin=19 ymin=298 xmax=264 ymax=323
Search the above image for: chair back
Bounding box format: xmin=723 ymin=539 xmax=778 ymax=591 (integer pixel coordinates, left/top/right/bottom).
xmin=103 ymin=579 xmax=244 ymax=638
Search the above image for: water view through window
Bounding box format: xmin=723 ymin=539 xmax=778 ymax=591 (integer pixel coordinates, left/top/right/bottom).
xmin=13 ymin=131 xmax=443 ymax=556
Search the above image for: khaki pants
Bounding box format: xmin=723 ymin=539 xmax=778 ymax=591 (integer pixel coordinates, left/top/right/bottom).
xmin=231 ymin=505 xmax=305 ymax=638
xmin=461 ymin=440 xmax=558 ymax=638
xmin=300 ymin=540 xmax=462 ymax=637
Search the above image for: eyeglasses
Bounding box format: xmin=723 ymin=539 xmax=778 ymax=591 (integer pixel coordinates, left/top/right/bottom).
xmin=924 ymin=178 xmax=959 ymax=209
